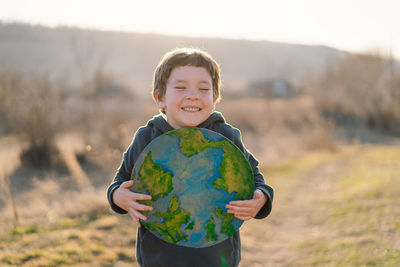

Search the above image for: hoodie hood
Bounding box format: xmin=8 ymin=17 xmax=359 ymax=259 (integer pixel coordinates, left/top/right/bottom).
xmin=198 ymin=111 xmax=226 ymax=128
xmin=146 ymin=111 xmax=226 ymax=133
xmin=146 ymin=114 xmax=173 ymax=133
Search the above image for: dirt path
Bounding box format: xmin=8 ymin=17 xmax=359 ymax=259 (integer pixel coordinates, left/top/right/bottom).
xmin=56 ymin=133 xmax=93 ymax=189
xmin=239 ymin=147 xmax=362 ymax=266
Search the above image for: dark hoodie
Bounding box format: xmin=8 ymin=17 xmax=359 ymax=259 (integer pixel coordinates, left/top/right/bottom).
xmin=107 ymin=111 xmax=274 ymax=267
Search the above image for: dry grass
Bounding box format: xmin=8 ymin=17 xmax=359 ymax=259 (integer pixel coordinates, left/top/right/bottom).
xmin=0 ymin=95 xmax=338 ymax=266
xmin=1 ymin=44 xmax=399 ymax=266
xmin=0 ymin=135 xmax=23 ymax=176
xmin=0 ymin=177 xmax=137 ymax=266
xmin=218 ymin=96 xmax=336 ymax=163
xmin=239 ymin=144 xmax=400 ymax=266
xmin=1 ymin=74 xmax=398 ymax=265
xmin=1 ymin=140 xmax=400 ymax=266
xmin=293 ymin=145 xmax=400 ymax=266
xmin=313 ymin=52 xmax=400 ymax=134
xmin=57 ymin=134 xmax=93 ymax=189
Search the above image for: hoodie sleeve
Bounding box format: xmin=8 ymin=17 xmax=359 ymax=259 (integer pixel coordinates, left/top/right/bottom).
xmin=243 ymin=149 xmax=274 ymax=219
xmin=107 ymin=142 xmax=134 ymax=214
xmin=107 ymin=127 xmax=149 ymax=214
xmin=223 ymin=126 xmax=274 ymax=219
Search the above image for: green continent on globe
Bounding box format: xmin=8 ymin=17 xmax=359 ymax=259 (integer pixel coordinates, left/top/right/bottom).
xmin=209 ymin=140 xmax=254 ymax=200
xmin=185 ymin=220 xmax=195 ymax=230
xmin=169 ymin=128 xmax=253 ymax=200
xmin=167 ymin=127 xmax=210 ymax=157
xmin=142 ymin=194 xmax=191 ymax=244
xmin=133 ymin=151 xmax=173 ymax=202
xmin=204 ymin=216 xmax=218 ymax=241
xmin=216 ymin=207 xmax=235 ymax=236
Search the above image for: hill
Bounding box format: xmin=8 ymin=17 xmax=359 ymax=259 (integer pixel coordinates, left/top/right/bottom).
xmin=0 ymin=22 xmax=346 ymax=97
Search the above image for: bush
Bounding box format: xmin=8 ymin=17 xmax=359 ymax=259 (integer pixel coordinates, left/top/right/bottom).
xmin=0 ymin=70 xmax=65 ymax=167
xmin=314 ymin=51 xmax=400 ymax=134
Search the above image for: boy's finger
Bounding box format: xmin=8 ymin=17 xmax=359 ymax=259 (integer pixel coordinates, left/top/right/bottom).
xmin=235 ymin=215 xmax=252 ymax=221
xmin=132 ymin=217 xmax=141 ymax=228
xmin=127 ymin=209 xmax=141 ymax=227
xmin=253 ymin=189 xmax=264 ymax=199
xmin=132 ymin=202 xmax=153 ymax=211
xmin=226 ymin=200 xmax=254 ymax=207
xmin=129 ymin=208 xmax=148 ymax=222
xmin=227 ymin=210 xmax=252 ymax=218
xmin=132 ymin=192 xmax=152 ymax=201
xmin=226 ymin=205 xmax=251 ymax=213
xmin=121 ymin=180 xmax=134 ymax=188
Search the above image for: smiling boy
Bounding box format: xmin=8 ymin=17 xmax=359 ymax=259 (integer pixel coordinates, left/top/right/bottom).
xmin=107 ymin=48 xmax=274 ymax=267
xmin=154 ymin=65 xmax=215 ymax=129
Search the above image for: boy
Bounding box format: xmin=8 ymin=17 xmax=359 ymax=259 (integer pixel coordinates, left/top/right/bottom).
xmin=107 ymin=48 xmax=274 ymax=267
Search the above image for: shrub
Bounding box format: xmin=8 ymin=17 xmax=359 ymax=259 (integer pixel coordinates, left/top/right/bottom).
xmin=0 ymin=70 xmax=65 ymax=167
xmin=314 ymin=51 xmax=400 ymax=134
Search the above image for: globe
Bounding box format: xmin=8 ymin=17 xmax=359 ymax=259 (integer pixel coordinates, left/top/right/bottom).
xmin=130 ymin=127 xmax=254 ymax=248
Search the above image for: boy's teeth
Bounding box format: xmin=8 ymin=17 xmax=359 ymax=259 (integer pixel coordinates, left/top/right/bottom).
xmin=183 ymin=107 xmax=200 ymax=111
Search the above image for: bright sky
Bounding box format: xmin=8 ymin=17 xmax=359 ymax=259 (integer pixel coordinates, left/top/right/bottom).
xmin=1 ymin=0 xmax=399 ymax=59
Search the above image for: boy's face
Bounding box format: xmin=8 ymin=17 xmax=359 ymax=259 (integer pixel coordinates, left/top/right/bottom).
xmin=154 ymin=66 xmax=216 ymax=129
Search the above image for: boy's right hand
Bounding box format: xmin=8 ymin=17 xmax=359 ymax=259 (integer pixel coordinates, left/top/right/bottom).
xmin=112 ymin=180 xmax=153 ymax=227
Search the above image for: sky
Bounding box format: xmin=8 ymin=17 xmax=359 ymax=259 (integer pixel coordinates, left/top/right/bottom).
xmin=1 ymin=0 xmax=399 ymax=59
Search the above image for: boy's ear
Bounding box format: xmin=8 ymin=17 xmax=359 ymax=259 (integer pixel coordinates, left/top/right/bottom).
xmin=153 ymin=92 xmax=166 ymax=109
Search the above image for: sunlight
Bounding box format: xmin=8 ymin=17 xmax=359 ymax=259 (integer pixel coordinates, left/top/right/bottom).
xmin=1 ymin=0 xmax=399 ymax=57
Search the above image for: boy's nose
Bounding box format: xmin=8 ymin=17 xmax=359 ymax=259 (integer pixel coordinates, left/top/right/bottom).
xmin=185 ymin=88 xmax=199 ymax=99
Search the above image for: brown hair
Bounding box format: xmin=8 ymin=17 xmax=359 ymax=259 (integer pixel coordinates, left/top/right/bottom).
xmin=152 ymin=47 xmax=221 ymax=102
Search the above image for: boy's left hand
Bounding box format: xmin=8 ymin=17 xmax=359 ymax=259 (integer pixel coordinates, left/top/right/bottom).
xmin=225 ymin=189 xmax=267 ymax=221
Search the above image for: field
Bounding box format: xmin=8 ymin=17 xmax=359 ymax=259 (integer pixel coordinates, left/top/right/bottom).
xmin=241 ymin=144 xmax=400 ymax=266
xmin=1 ymin=45 xmax=400 ymax=266
xmin=1 ymin=134 xmax=399 ymax=266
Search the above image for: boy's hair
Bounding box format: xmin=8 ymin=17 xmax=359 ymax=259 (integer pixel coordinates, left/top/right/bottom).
xmin=153 ymin=47 xmax=221 ymax=102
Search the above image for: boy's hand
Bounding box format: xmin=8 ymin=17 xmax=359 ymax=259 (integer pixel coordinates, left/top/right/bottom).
xmin=225 ymin=189 xmax=266 ymax=221
xmin=112 ymin=180 xmax=153 ymax=227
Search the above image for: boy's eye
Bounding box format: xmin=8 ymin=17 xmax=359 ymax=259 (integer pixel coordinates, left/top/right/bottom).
xmin=200 ymin=88 xmax=210 ymax=91
xmin=175 ymin=86 xmax=186 ymax=90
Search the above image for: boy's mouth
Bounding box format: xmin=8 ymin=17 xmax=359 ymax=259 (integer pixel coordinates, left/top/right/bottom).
xmin=182 ymin=107 xmax=201 ymax=112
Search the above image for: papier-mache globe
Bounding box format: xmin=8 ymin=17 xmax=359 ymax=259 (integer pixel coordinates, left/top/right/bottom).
xmin=130 ymin=127 xmax=254 ymax=248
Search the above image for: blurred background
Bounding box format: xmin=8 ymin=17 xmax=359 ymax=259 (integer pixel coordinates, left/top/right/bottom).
xmin=0 ymin=0 xmax=399 ymax=266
